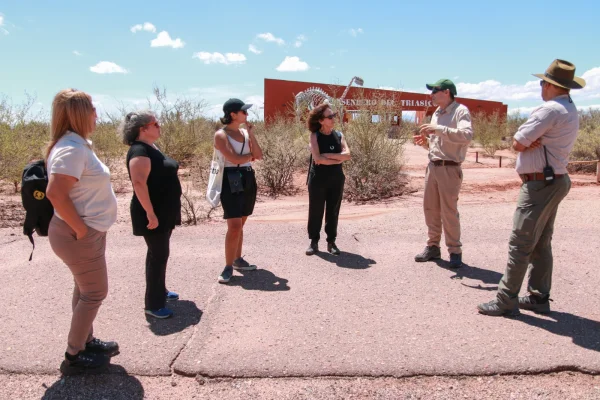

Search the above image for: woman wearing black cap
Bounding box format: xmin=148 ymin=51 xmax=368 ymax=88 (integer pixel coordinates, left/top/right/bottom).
xmin=214 ymin=98 xmax=263 ymax=284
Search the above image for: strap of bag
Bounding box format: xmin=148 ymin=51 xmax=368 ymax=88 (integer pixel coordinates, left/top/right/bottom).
xmin=543 ymin=145 xmax=550 ymax=167
xmin=28 ymin=234 xmax=35 ymax=262
xmin=237 ymin=131 xmax=246 ymax=168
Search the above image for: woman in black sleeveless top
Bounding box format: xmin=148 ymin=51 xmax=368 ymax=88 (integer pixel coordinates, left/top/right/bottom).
xmin=119 ymin=111 xmax=182 ymax=319
xmin=306 ymin=104 xmax=351 ymax=256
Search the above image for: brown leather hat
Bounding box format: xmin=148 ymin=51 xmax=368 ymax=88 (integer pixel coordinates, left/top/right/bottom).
xmin=533 ymin=59 xmax=586 ymax=90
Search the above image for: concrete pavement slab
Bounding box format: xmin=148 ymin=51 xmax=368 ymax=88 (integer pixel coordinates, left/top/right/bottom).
xmin=173 ymin=193 xmax=600 ymax=377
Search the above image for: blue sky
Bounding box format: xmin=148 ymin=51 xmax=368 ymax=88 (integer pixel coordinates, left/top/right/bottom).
xmin=1 ymin=0 xmax=599 ymax=120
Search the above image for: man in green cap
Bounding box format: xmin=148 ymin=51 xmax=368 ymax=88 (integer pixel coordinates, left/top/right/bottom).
xmin=478 ymin=59 xmax=586 ymax=316
xmin=414 ymin=78 xmax=473 ymax=268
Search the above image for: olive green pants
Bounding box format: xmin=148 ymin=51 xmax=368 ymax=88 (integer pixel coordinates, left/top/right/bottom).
xmin=497 ymin=176 xmax=571 ymax=305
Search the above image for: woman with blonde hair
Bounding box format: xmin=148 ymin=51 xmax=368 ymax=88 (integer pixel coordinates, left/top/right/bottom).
xmin=46 ymin=89 xmax=119 ymax=372
xmin=214 ymin=98 xmax=263 ymax=284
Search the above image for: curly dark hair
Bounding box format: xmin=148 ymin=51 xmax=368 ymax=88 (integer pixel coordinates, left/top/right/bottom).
xmin=306 ymin=103 xmax=331 ymax=133
xmin=220 ymin=113 xmax=233 ymax=125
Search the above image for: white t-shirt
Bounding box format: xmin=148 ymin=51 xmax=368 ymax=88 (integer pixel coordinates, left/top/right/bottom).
xmin=47 ymin=131 xmax=118 ymax=232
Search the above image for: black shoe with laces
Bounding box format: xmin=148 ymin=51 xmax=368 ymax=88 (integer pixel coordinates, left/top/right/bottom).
xmin=62 ymin=350 xmax=110 ymax=373
xmin=327 ymin=242 xmax=341 ymax=256
xmin=305 ymin=240 xmax=318 ymax=256
xmin=477 ymin=299 xmax=520 ymax=317
xmin=85 ymin=338 xmax=120 ymax=357
xmin=519 ymin=294 xmax=551 ymax=314
xmin=218 ymin=265 xmax=234 ymax=283
xmin=414 ymin=246 xmax=441 ymax=262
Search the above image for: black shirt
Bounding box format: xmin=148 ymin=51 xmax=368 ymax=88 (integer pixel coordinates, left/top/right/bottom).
xmin=310 ymin=130 xmax=344 ymax=176
xmin=126 ymin=141 xmax=182 ymax=236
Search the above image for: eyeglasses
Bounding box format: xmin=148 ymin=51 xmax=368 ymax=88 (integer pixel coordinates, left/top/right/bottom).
xmin=431 ymin=87 xmax=446 ymax=94
xmin=324 ymin=112 xmax=338 ymax=120
xmin=539 ymin=80 xmax=546 ymax=87
xmin=238 ymin=110 xmax=248 ymax=115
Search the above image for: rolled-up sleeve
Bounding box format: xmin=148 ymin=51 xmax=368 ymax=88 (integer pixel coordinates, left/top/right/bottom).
xmin=513 ymin=106 xmax=553 ymax=147
xmin=440 ymin=108 xmax=473 ymax=144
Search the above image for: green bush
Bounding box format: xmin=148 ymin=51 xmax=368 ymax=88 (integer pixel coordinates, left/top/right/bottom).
xmin=472 ymin=112 xmax=509 ymax=157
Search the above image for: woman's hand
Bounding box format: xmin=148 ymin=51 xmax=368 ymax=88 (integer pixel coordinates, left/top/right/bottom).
xmin=147 ymin=211 xmax=159 ymax=229
xmin=75 ymin=226 xmax=89 ymax=240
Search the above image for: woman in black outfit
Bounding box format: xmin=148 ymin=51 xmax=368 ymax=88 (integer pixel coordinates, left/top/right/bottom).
xmin=306 ymin=104 xmax=351 ymax=256
xmin=119 ymin=111 xmax=182 ymax=319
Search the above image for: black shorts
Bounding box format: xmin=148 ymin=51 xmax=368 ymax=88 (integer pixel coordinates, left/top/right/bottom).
xmin=221 ymin=167 xmax=257 ymax=219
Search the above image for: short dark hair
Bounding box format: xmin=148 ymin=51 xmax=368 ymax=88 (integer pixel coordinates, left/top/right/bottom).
xmin=307 ymin=103 xmax=331 ymax=133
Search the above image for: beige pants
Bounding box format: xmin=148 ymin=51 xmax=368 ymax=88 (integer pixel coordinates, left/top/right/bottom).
xmin=423 ymin=163 xmax=463 ymax=254
xmin=48 ymin=216 xmax=108 ymax=354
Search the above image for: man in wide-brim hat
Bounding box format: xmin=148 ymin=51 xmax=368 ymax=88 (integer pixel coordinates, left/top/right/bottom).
xmin=478 ymin=59 xmax=586 ymax=317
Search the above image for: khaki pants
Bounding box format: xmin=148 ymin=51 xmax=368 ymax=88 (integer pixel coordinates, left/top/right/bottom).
xmin=497 ymin=176 xmax=571 ymax=306
xmin=48 ymin=216 xmax=108 ymax=354
xmin=423 ymin=163 xmax=463 ymax=254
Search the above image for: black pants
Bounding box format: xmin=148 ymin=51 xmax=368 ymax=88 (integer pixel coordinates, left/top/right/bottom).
xmin=307 ymin=173 xmax=345 ymax=243
xmin=143 ymin=229 xmax=172 ymax=310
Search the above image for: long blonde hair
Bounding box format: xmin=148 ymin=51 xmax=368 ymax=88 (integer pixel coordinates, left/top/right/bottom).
xmin=45 ymin=89 xmax=95 ymax=160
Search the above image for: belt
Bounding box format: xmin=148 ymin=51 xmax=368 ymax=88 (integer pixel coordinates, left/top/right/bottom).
xmin=431 ymin=160 xmax=461 ymax=166
xmin=224 ymin=166 xmax=253 ymax=172
xmin=520 ymin=173 xmax=565 ymax=182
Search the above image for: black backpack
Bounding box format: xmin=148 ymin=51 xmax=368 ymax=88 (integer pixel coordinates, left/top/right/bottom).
xmin=21 ymin=160 xmax=54 ymax=260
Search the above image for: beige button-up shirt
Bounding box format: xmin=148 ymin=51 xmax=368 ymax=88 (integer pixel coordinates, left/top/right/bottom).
xmin=428 ymin=101 xmax=473 ymax=163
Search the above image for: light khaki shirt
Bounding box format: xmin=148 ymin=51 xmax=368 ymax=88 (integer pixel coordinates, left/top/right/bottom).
xmin=514 ymin=95 xmax=579 ymax=175
xmin=428 ymin=101 xmax=473 ymax=163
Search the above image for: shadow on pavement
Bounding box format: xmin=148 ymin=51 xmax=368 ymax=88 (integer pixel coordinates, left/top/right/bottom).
xmin=433 ymin=259 xmax=502 ymax=291
xmin=518 ymin=311 xmax=600 ymax=352
xmin=229 ymin=268 xmax=290 ymax=291
xmin=315 ymin=251 xmax=376 ymax=269
xmin=145 ymin=299 xmax=202 ymax=336
xmin=43 ymin=364 xmax=144 ymax=400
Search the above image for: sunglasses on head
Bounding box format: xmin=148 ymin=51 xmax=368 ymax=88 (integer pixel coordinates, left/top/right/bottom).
xmin=324 ymin=112 xmax=338 ymax=120
xmin=431 ymin=87 xmax=446 ymax=94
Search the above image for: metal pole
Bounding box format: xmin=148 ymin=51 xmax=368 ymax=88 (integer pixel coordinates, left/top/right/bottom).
xmin=499 ymin=156 xmax=502 ymax=168
xmin=476 ymin=152 xmax=478 ymax=163
xmin=597 ymin=161 xmax=600 ymax=183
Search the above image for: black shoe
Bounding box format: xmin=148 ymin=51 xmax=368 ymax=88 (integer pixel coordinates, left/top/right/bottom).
xmin=414 ymin=246 xmax=441 ymax=262
xmin=449 ymin=253 xmax=463 ymax=268
xmin=519 ymin=294 xmax=551 ymax=314
xmin=477 ymin=299 xmax=520 ymax=317
xmin=218 ymin=265 xmax=234 ymax=283
xmin=305 ymin=240 xmax=318 ymax=256
xmin=327 ymin=242 xmax=341 ymax=256
xmin=62 ymin=350 xmax=110 ymax=373
xmin=86 ymin=338 xmax=120 ymax=357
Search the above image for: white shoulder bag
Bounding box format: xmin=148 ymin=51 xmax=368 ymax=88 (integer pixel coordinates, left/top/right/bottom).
xmin=206 ymin=148 xmax=225 ymax=207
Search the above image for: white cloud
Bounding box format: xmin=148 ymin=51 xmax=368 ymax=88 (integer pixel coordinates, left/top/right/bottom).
xmin=0 ymin=15 xmax=4 ymax=25
xmin=257 ymin=32 xmax=285 ymax=45
xmin=580 ymin=67 xmax=600 ymax=100
xmin=73 ymin=50 xmax=82 ymax=56
xmin=276 ymin=56 xmax=309 ymax=72
xmin=294 ymin=34 xmax=307 ymax=48
xmin=0 ymin=14 xmax=8 ymax=35
xmin=130 ymin=22 xmax=156 ymax=33
xmin=248 ymin=44 xmax=262 ymax=54
xmin=193 ymin=52 xmax=246 ymax=65
xmin=89 ymin=61 xmax=129 ymax=74
xmin=349 ymin=28 xmax=363 ymax=37
xmin=151 ymin=31 xmax=185 ymax=48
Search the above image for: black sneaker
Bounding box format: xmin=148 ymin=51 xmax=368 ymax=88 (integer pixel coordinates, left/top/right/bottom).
xmin=305 ymin=240 xmax=318 ymax=256
xmin=477 ymin=299 xmax=520 ymax=317
xmin=62 ymin=350 xmax=110 ymax=373
xmin=85 ymin=338 xmax=120 ymax=357
xmin=327 ymin=242 xmax=341 ymax=256
xmin=218 ymin=265 xmax=234 ymax=284
xmin=519 ymin=294 xmax=551 ymax=314
xmin=449 ymin=253 xmax=463 ymax=268
xmin=414 ymin=246 xmax=441 ymax=262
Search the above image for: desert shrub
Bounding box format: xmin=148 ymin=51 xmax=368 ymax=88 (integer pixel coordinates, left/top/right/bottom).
xmin=342 ymin=96 xmax=410 ymax=202
xmin=571 ymin=109 xmax=600 ymax=161
xmin=0 ymin=96 xmax=47 ymax=192
xmin=252 ymin=116 xmax=308 ymax=197
xmin=472 ymin=112 xmax=509 ymax=157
